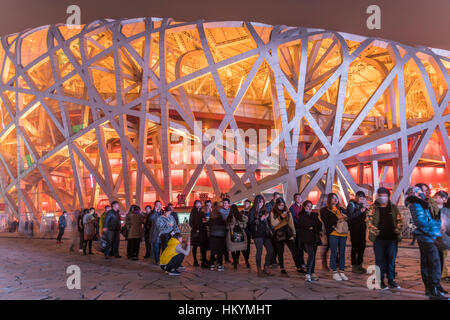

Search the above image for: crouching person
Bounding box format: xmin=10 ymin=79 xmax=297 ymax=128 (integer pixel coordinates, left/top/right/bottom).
xmin=160 ymin=233 xmax=190 ymax=276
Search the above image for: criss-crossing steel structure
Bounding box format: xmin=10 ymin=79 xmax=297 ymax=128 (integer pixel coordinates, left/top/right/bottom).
xmin=0 ymin=17 xmax=449 ymax=224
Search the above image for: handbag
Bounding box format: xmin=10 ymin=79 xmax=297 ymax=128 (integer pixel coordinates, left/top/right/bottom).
xmin=275 ymin=225 xmax=293 ymax=241
xmin=100 ymin=233 xmax=108 ymax=253
xmin=335 ymin=220 xmax=349 ymax=234
xmin=230 ymin=224 xmax=245 ymax=243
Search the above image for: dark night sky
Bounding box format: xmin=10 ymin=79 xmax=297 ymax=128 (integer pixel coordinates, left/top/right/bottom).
xmin=0 ymin=0 xmax=449 ymax=51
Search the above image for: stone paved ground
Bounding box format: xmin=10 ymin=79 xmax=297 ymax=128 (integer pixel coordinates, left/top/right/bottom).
xmin=0 ymin=234 xmax=448 ymax=300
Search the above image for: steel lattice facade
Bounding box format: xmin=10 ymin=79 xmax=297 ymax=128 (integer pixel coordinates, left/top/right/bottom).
xmin=0 ymin=17 xmax=449 ymax=224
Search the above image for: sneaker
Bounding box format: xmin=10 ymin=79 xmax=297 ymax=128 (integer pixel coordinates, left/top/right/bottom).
xmin=210 ymin=265 xmax=216 ymax=271
xmin=339 ymin=271 xmax=349 ymax=281
xmin=333 ymin=271 xmax=343 ymax=281
xmin=388 ymin=280 xmax=401 ymax=289
xmin=305 ymin=274 xmax=312 ymax=282
xmin=168 ymin=270 xmax=181 ymax=276
xmin=311 ymin=273 xmax=319 ymax=281
xmin=177 ymin=266 xmax=186 ymax=271
xmin=217 ymin=266 xmax=225 ymax=272
xmin=379 ymin=280 xmax=387 ymax=290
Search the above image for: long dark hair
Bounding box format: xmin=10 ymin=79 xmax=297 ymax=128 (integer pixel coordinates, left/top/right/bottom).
xmin=211 ymin=201 xmax=221 ymax=218
xmin=251 ymin=194 xmax=266 ymax=218
xmin=272 ymin=198 xmax=287 ymax=219
xmin=128 ymin=204 xmax=139 ymax=215
xmin=227 ymin=204 xmax=243 ymax=223
xmin=190 ymin=200 xmax=203 ymax=216
xmin=326 ymin=193 xmax=340 ymax=210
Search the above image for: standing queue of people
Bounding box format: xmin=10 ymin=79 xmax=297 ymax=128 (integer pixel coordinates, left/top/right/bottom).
xmin=59 ymin=181 xmax=449 ymax=300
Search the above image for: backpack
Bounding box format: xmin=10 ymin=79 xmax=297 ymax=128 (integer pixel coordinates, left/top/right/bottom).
xmin=230 ymin=224 xmax=245 ymax=243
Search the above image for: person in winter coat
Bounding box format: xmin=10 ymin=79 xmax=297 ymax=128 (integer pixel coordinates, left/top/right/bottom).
xmin=166 ymin=203 xmax=179 ymax=226
xmin=270 ymin=198 xmax=302 ymax=276
xmin=266 ymin=192 xmax=282 ymax=266
xmin=56 ymin=211 xmax=67 ymax=244
xmin=103 ymin=201 xmax=122 ymax=259
xmin=298 ymin=200 xmax=323 ymax=282
xmin=143 ymin=205 xmax=153 ymax=259
xmin=208 ymin=202 xmax=227 ymax=272
xmin=226 ymin=204 xmax=248 ymax=270
xmin=431 ymin=191 xmax=449 ymax=286
xmin=290 ymin=193 xmax=306 ymax=273
xmin=440 ymin=199 xmax=450 ymax=283
xmin=83 ymin=208 xmax=96 ymax=255
xmin=157 ymin=206 xmax=180 ymax=253
xmin=150 ymin=200 xmax=164 ymax=264
xmin=189 ymin=200 xmax=209 ymax=268
xmin=367 ymin=187 xmax=402 ymax=289
xmin=249 ymin=195 xmax=273 ymax=277
xmin=160 ymin=233 xmax=191 ymax=276
xmin=320 ymin=193 xmax=349 ymax=281
xmin=99 ymin=205 xmax=110 ymax=236
xmin=240 ymin=199 xmax=252 ymax=268
xmin=219 ymin=198 xmax=231 ymax=264
xmin=125 ymin=205 xmax=144 ymax=260
xmin=346 ymin=190 xmax=369 ymax=274
xmin=406 ymin=187 xmax=448 ymax=300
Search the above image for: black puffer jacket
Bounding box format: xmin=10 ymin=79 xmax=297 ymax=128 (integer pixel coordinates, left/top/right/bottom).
xmin=346 ymin=200 xmax=367 ymax=231
xmin=189 ymin=208 xmax=208 ymax=246
xmin=297 ymin=210 xmax=322 ymax=244
xmin=104 ymin=209 xmax=121 ymax=232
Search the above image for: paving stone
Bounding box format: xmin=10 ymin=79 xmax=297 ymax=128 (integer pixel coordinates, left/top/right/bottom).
xmin=0 ymin=237 xmax=448 ymax=300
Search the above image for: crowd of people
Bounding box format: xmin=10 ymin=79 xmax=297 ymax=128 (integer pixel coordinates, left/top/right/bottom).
xmin=56 ymin=182 xmax=450 ymax=300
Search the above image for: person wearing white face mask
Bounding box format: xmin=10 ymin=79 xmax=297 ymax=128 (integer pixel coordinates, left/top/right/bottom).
xmin=367 ymin=187 xmax=402 ymax=290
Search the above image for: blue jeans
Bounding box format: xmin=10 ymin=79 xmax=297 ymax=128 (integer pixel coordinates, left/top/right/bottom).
xmin=373 ymin=240 xmax=398 ymax=281
xmin=329 ymin=235 xmax=347 ymax=271
xmin=152 ymin=242 xmax=161 ymax=263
